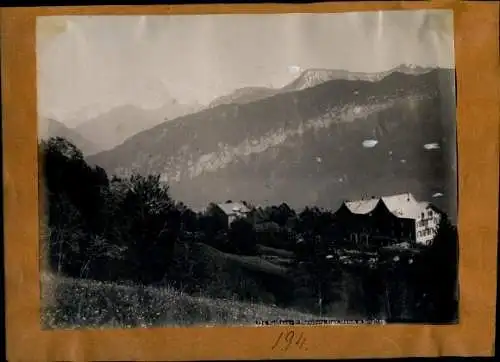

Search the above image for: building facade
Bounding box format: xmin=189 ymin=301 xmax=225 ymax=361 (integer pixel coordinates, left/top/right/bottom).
xmin=415 ymin=206 xmax=441 ymax=245
xmin=333 ymin=193 xmax=441 ymax=247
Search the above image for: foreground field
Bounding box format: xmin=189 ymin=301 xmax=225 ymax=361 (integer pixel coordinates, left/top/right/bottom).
xmin=41 ymin=272 xmax=352 ymax=329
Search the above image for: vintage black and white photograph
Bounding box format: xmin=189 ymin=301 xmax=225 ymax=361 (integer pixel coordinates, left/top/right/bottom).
xmin=37 ymin=10 xmax=459 ymax=329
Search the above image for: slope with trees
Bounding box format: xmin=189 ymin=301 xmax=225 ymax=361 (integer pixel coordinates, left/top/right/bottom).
xmin=40 ymin=137 xmax=458 ymax=325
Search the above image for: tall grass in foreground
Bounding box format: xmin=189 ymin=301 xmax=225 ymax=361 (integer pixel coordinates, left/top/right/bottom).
xmin=41 ymin=272 xmax=351 ymax=329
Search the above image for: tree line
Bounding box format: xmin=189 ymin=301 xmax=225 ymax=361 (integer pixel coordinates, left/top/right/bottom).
xmin=40 ymin=137 xmax=459 ymax=323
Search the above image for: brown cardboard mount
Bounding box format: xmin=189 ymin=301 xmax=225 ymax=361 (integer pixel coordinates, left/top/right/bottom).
xmin=1 ymin=1 xmax=498 ymax=360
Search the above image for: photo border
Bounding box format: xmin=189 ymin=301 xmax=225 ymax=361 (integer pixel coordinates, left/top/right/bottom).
xmin=2 ymin=1 xmax=498 ymax=360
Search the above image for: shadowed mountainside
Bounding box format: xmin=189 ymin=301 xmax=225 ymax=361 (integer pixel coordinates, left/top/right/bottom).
xmin=87 ymin=68 xmax=456 ymax=219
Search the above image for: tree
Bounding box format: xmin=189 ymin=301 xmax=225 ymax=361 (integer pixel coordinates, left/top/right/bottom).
xmin=40 ymin=137 xmax=207 ymax=286
xmin=79 ymin=234 xmax=127 ymax=281
xmin=290 ymin=233 xmax=341 ymax=315
xmin=414 ymin=215 xmax=459 ymax=323
xmin=180 ymin=208 xmax=199 ymax=232
xmin=298 ymin=207 xmax=321 ymax=234
xmin=262 ymin=203 xmax=296 ymax=227
xmin=297 ymin=206 xmax=336 ymax=238
xmin=198 ymin=203 xmax=227 ymax=249
xmin=40 ymin=137 xmax=111 ymax=277
xmin=229 ymin=218 xmax=257 ymax=255
xmin=116 ymin=173 xmax=181 ymax=284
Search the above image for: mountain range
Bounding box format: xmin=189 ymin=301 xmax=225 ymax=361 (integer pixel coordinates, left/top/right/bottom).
xmin=86 ymin=66 xmax=457 ymax=220
xmin=40 ymin=101 xmax=202 ymax=155
xmin=73 ymin=101 xmax=203 ymax=153
xmin=40 ymin=64 xmax=436 ymax=156
xmin=208 ymin=64 xmax=432 ymax=108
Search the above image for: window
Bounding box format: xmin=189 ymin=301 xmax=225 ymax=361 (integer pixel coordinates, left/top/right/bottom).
xmin=421 ymin=212 xmax=425 ymax=219
xmin=428 ymin=210 xmax=432 ymax=217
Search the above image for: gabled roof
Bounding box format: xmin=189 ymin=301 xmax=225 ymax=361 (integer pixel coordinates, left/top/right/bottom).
xmin=343 ymin=193 xmax=431 ymax=220
xmin=381 ymin=193 xmax=428 ymax=219
xmin=344 ymin=198 xmax=380 ymax=214
xmin=216 ymin=202 xmax=250 ymax=216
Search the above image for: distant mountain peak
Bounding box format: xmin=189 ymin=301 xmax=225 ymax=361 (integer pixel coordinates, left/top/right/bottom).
xmin=284 ymin=68 xmax=350 ymax=91
xmin=393 ymin=63 xmax=429 ymax=73
xmin=73 ymin=100 xmax=203 ymax=153
xmin=38 ymin=117 xmax=99 ymax=155
xmin=202 ymin=64 xmax=439 ymax=111
xmin=208 ymin=86 xmax=280 ymax=108
xmin=299 ymin=67 xmax=337 ymax=75
xmin=284 ymin=64 xmax=436 ymax=92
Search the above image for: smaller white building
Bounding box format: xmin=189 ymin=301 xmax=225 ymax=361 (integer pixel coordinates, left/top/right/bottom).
xmin=214 ymin=202 xmax=251 ymax=226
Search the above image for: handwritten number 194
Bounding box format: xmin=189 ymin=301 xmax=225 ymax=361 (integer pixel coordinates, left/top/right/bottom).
xmin=271 ymin=330 xmax=307 ymax=351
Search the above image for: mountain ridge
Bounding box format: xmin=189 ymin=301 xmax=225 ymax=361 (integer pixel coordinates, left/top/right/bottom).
xmin=89 ymin=68 xmax=451 ymax=162
xmin=208 ymin=64 xmax=437 ymax=108
xmin=73 ymin=101 xmax=203 ymax=153
xmin=87 ymin=68 xmax=456 ymax=218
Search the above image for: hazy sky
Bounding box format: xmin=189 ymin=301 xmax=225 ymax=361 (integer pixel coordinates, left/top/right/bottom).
xmin=37 ymin=10 xmax=454 ymax=126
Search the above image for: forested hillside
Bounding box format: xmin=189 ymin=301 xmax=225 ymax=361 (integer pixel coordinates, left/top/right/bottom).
xmin=40 ymin=137 xmax=458 ymax=327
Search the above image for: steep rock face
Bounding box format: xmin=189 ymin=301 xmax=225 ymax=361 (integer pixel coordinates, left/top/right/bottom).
xmin=87 ymin=69 xmax=456 ymax=218
xmin=171 ymin=96 xmax=456 ymax=219
xmin=283 ymin=65 xmax=432 ymax=91
xmin=282 ymin=68 xmax=381 ymax=91
xmin=208 ymin=87 xmax=280 ymax=108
